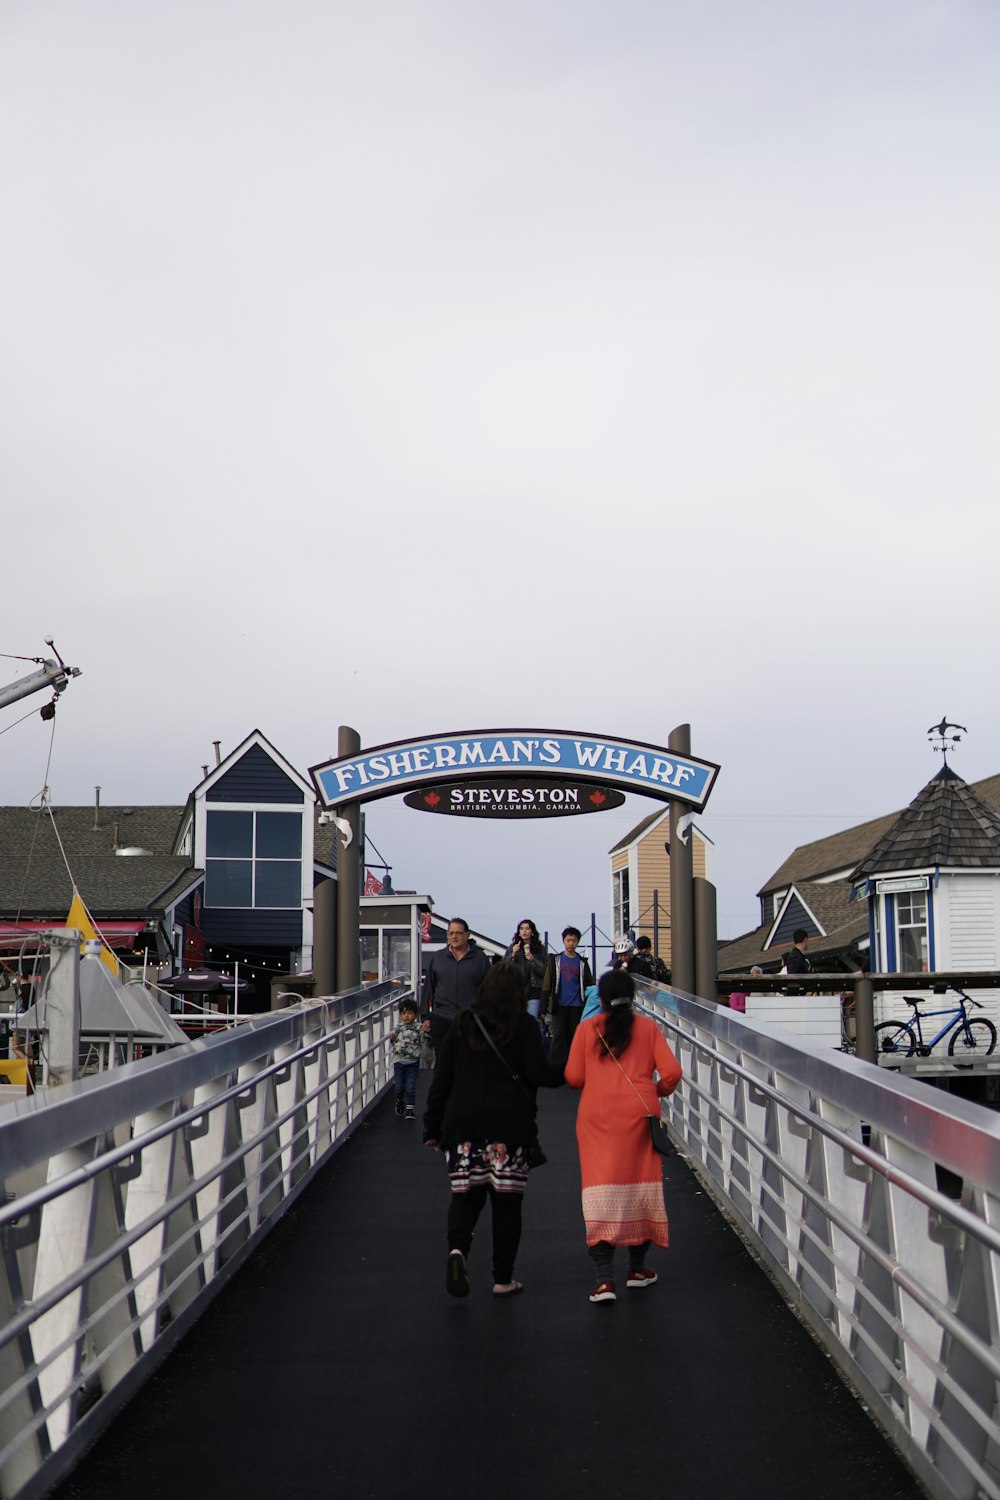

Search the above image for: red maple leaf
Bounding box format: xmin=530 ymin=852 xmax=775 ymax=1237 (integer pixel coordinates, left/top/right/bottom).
xmin=589 ymin=790 xmax=606 ymax=806
xmin=424 ymin=791 xmax=441 ymax=807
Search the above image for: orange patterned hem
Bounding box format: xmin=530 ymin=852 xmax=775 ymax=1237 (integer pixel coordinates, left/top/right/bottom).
xmin=582 ymin=1182 xmax=669 ymax=1248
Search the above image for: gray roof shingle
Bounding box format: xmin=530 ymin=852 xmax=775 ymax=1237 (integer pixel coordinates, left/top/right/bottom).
xmin=851 ymin=766 xmax=1000 ymax=879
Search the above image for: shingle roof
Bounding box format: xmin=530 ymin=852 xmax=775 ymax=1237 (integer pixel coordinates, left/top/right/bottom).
xmin=0 ymin=800 xmax=334 ymax=918
xmin=851 ymin=766 xmax=1000 ymax=879
xmin=0 ymin=804 xmax=191 ymax=917
xmin=718 ymin=880 xmax=868 ymax=975
xmin=759 ymin=771 xmax=1000 ymax=893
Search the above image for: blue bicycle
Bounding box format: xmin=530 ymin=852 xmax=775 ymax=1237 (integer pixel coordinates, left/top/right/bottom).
xmin=875 ymin=988 xmax=997 ymax=1059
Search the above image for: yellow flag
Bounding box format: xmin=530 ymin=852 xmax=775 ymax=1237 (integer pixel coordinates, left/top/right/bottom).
xmin=66 ymin=891 xmax=118 ymax=975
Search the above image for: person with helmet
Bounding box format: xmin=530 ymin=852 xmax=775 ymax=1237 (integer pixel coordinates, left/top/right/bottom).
xmin=613 ymin=937 xmax=636 ymax=969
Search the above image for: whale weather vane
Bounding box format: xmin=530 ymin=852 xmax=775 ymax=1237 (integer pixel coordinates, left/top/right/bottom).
xmin=927 ymin=717 xmax=968 ymax=766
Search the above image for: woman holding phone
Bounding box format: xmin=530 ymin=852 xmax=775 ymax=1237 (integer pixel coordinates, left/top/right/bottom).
xmin=504 ymin=918 xmax=547 ymax=1020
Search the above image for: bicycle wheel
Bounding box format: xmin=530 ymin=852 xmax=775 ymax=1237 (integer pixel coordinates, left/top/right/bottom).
xmin=874 ymin=1021 xmax=917 ymax=1057
xmin=947 ymin=1018 xmax=997 ymax=1057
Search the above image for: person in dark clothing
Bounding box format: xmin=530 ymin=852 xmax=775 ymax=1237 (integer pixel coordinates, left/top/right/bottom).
xmin=503 ymin=918 xmax=547 ymax=1019
xmin=542 ymin=926 xmax=595 ymax=1067
xmin=422 ymin=917 xmax=492 ymax=1055
xmin=785 ymin=929 xmax=811 ymax=975
xmin=424 ymin=961 xmax=563 ymax=1298
xmin=632 ymin=935 xmax=669 ymax=984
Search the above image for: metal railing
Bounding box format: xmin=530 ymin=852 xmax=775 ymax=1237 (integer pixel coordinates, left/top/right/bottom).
xmin=641 ymin=979 xmax=1000 ymax=1500
xmin=0 ymin=980 xmax=406 ymax=1500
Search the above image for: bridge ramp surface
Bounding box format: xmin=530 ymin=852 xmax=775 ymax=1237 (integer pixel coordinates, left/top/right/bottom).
xmin=56 ymin=1083 xmax=925 ymax=1500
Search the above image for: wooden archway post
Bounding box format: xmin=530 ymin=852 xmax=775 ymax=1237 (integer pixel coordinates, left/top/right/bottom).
xmin=335 ymin=725 xmax=362 ymax=991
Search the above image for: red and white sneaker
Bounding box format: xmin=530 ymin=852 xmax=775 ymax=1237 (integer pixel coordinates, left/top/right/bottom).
xmin=626 ymin=1268 xmax=658 ymax=1289
xmin=589 ymin=1280 xmax=616 ymax=1303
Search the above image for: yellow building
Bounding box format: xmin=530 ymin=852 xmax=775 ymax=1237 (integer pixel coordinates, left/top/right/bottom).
xmin=609 ymin=810 xmax=712 ymax=965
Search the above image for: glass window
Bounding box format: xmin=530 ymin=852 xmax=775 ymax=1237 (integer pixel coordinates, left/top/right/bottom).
xmin=206 ymin=859 xmax=252 ymax=907
xmin=360 ymin=931 xmax=379 ymax=984
xmin=206 ymin=810 xmax=302 ymax=908
xmin=256 ymin=812 xmax=301 ymax=859
xmin=896 ymin=892 xmax=928 ymax=972
xmin=206 ymin=811 xmax=252 ymax=858
xmin=383 ymin=929 xmax=412 ymax=982
xmin=613 ymin=868 xmax=630 ymax=939
xmin=255 ymin=861 xmax=301 ymax=908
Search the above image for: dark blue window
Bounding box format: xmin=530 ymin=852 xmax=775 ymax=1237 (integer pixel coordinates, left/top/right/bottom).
xmin=206 ymin=810 xmax=302 ymax=909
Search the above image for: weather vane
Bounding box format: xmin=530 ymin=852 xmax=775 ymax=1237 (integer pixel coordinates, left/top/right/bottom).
xmin=927 ymin=717 xmax=967 ymax=766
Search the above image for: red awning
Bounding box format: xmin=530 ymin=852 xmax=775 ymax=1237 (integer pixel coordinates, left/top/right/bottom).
xmin=0 ymin=920 xmax=151 ymax=950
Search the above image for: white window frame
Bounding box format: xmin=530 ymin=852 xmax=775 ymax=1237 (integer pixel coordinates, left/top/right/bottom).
xmin=895 ymin=889 xmax=929 ymax=973
xmin=201 ymin=804 xmax=309 ymax=910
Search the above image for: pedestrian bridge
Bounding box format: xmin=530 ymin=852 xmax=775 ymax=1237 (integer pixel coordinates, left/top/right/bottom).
xmin=2 ymin=981 xmax=999 ymax=1500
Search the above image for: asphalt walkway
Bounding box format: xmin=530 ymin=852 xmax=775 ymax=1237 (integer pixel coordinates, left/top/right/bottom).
xmin=56 ymin=1078 xmax=926 ymax=1500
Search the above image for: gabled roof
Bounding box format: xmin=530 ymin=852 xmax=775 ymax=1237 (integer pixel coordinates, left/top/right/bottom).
xmin=608 ymin=808 xmax=711 ymax=857
xmin=608 ymin=809 xmax=667 ymax=855
xmin=196 ymin=729 xmax=313 ymax=801
xmin=718 ymin=880 xmax=867 ymax=975
xmin=760 ymin=771 xmax=1000 ymax=894
xmin=851 ymin=766 xmax=1000 ymax=879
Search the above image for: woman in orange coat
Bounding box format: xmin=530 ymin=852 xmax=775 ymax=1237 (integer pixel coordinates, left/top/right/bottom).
xmin=564 ymin=967 xmax=682 ymax=1304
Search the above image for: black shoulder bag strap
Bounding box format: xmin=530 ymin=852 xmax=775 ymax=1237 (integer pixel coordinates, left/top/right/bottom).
xmin=471 ymin=1012 xmax=529 ymax=1094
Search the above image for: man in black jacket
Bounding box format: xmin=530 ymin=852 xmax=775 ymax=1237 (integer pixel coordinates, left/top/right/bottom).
xmin=785 ymin=929 xmax=811 ymax=976
xmin=422 ymin=917 xmax=492 ymax=1055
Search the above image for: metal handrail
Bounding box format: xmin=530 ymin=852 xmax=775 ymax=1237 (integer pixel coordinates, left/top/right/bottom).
xmin=639 ymin=980 xmax=1000 ymax=1500
xmin=0 ymin=980 xmax=407 ymax=1499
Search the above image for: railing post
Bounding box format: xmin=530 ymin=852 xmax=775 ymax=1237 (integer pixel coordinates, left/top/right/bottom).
xmin=45 ymin=929 xmax=81 ymax=1087
xmin=590 ymin=913 xmax=597 ymax=980
xmin=854 ymin=977 xmax=875 ymax=1063
xmin=693 ymin=877 xmax=717 ymax=1002
xmin=668 ymin=724 xmax=695 ymax=993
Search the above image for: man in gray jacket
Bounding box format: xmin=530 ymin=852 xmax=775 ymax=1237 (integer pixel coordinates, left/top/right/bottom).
xmin=422 ymin=917 xmax=492 ymax=1055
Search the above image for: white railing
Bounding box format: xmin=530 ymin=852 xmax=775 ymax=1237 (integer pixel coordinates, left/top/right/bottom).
xmin=641 ymin=980 xmax=1000 ymax=1500
xmin=0 ymin=980 xmax=405 ymax=1500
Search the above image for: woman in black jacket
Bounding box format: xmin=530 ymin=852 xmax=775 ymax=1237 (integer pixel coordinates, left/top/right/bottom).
xmin=503 ymin=918 xmax=547 ymax=1019
xmin=424 ymin=961 xmax=563 ymax=1298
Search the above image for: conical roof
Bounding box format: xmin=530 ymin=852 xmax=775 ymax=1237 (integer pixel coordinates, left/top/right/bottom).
xmin=851 ymin=764 xmax=1000 ymax=880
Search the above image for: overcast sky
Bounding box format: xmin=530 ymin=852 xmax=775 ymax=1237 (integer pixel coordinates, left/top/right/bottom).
xmin=2 ymin=0 xmax=998 ymax=952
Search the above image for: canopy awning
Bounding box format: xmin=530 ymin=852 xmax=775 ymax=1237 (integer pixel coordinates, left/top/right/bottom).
xmin=0 ymin=920 xmax=152 ymax=950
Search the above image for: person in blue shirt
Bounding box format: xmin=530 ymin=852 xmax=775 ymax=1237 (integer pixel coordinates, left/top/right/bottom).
xmin=541 ymin=926 xmax=594 ymax=1067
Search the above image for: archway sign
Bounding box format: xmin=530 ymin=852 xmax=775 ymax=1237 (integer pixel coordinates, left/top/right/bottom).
xmin=310 ymin=729 xmax=719 ymax=813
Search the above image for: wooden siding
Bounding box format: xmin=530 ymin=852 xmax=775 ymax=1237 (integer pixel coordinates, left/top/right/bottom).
xmin=207 ymin=744 xmax=305 ymax=804
xmin=946 ymin=879 xmax=999 ymax=969
xmin=631 ymin=824 xmax=707 ymax=964
xmin=771 ymin=894 xmax=819 ymax=949
xmin=201 ymin=908 xmax=303 ymax=945
xmin=172 ymin=891 xmax=197 ymax=927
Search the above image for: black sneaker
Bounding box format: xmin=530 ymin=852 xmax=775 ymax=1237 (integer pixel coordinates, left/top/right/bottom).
xmin=405 ymin=1105 xmax=416 ymax=1119
xmin=394 ymin=1098 xmax=405 ymax=1117
xmin=447 ymin=1251 xmax=470 ymax=1298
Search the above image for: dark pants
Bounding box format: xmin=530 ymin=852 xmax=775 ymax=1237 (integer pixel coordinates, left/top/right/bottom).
xmin=548 ymin=1004 xmax=583 ymax=1067
xmin=448 ymin=1187 xmax=523 ymax=1285
xmin=588 ymin=1239 xmax=650 ymax=1286
xmin=393 ymin=1060 xmax=418 ymax=1106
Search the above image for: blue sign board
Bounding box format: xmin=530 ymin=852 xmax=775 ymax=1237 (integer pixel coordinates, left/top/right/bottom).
xmin=311 ymin=730 xmax=718 ymax=811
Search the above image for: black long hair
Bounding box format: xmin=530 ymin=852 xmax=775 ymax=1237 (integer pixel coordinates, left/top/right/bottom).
xmin=459 ymin=960 xmax=527 ymax=1051
xmin=509 ymin=918 xmax=544 ymax=956
xmin=596 ymin=968 xmax=635 ymax=1059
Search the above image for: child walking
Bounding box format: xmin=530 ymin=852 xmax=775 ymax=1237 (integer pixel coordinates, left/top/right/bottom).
xmin=390 ymin=999 xmax=423 ymax=1119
